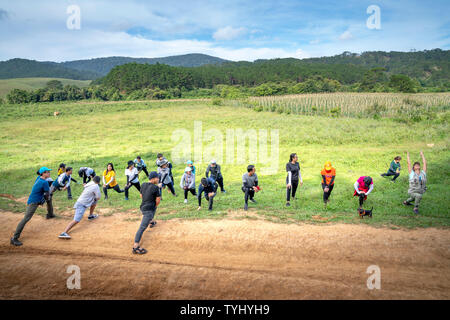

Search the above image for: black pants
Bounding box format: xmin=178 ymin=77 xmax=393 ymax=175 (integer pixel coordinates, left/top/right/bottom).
xmin=139 ymin=167 xmax=149 ymax=177
xmin=242 ymin=187 xmax=255 ymax=204
xmin=184 ymin=188 xmax=196 ymax=199
xmin=212 ymin=176 xmax=224 ymax=191
xmin=358 ymin=193 xmax=366 ymax=207
xmin=322 ymin=183 xmax=334 ymax=202
xmin=286 ymin=180 xmax=299 ymax=201
xmin=103 ymin=184 xmax=123 ymax=197
xmin=204 ymin=193 xmax=216 ymax=210
xmin=161 ymin=182 xmax=176 ymax=195
xmin=382 ymin=171 xmax=400 ymax=181
xmin=125 ymin=182 xmax=141 ymax=197
xmin=82 ymin=173 xmax=93 ymax=184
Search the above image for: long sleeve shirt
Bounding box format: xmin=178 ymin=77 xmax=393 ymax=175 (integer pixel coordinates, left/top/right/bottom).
xmin=242 ymin=172 xmax=258 ymax=189
xmin=197 ymin=178 xmax=217 ymax=206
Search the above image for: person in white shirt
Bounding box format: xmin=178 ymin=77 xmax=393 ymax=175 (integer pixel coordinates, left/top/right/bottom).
xmin=58 ymin=176 xmax=101 ymax=239
xmin=180 ymin=167 xmax=196 ymax=203
xmin=124 ymin=160 xmax=141 ymax=200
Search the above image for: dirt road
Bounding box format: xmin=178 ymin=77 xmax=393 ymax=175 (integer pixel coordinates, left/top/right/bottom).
xmin=0 ymin=210 xmax=449 ymax=299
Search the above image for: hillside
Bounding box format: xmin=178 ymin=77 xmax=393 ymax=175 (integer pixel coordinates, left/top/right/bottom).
xmin=0 ymin=59 xmax=100 ymax=80
xmin=0 ymin=78 xmax=91 ymax=98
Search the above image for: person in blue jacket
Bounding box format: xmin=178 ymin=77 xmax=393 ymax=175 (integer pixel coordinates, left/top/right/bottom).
xmin=197 ymin=177 xmax=218 ymax=211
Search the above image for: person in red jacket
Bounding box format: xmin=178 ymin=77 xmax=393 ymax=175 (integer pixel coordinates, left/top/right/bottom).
xmin=353 ymin=176 xmax=374 ymax=209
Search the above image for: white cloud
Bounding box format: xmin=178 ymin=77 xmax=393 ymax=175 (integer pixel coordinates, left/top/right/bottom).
xmin=339 ymin=30 xmax=353 ymax=41
xmin=213 ymin=26 xmax=247 ymax=41
xmin=309 ymin=39 xmax=320 ymax=45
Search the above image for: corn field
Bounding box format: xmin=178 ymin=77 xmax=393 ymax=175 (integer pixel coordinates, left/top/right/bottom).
xmin=236 ymin=92 xmax=450 ymax=119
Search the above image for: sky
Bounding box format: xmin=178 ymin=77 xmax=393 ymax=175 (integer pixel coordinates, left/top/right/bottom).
xmin=0 ymin=0 xmax=449 ymax=62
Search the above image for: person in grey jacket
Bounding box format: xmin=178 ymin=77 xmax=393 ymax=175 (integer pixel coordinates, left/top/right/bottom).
xmin=58 ymin=176 xmax=101 ymax=239
xmin=205 ymin=159 xmax=226 ymax=193
xmin=158 ymin=159 xmax=176 ymax=197
xmin=242 ymin=165 xmax=260 ymax=211
xmin=180 ymin=167 xmax=196 ymax=203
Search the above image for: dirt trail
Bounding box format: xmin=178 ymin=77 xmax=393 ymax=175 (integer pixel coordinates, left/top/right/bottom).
xmin=0 ymin=210 xmax=449 ymax=299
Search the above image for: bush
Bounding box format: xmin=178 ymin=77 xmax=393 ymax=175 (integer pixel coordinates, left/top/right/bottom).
xmin=211 ymin=98 xmax=222 ymax=106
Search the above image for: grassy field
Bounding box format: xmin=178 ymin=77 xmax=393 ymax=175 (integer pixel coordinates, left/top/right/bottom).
xmin=0 ymin=78 xmax=91 ymax=98
xmin=0 ymin=96 xmax=449 ymax=228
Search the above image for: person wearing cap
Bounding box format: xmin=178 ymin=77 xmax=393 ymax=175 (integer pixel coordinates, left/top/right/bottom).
xmin=197 ymin=177 xmax=218 ymax=211
xmin=158 ymin=159 xmax=177 ymax=198
xmin=124 ymin=161 xmax=141 ymax=200
xmin=33 ymin=168 xmax=55 ymax=218
xmin=11 ymin=167 xmax=52 ymax=246
xmin=286 ymin=153 xmax=302 ymax=207
xmin=49 ymin=166 xmax=77 ymax=202
xmin=186 ymin=160 xmax=196 ymax=175
xmin=353 ymin=176 xmax=374 ymax=209
xmin=321 ymin=161 xmax=336 ymax=208
xmin=56 ymin=163 xmax=78 ymax=200
xmin=78 ymin=167 xmax=96 ymax=185
xmin=242 ymin=165 xmax=260 ymax=211
xmin=180 ymin=167 xmax=196 ymax=203
xmin=58 ymin=176 xmax=101 ymax=239
xmin=156 ymin=153 xmax=174 ymax=182
xmin=134 ymin=156 xmax=149 ymax=178
xmin=103 ymin=163 xmax=124 ymax=200
xmin=205 ymin=159 xmax=226 ymax=193
xmin=132 ymin=171 xmax=161 ymax=254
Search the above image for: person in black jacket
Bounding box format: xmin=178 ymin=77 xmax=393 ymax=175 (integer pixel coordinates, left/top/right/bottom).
xmin=242 ymin=165 xmax=260 ymax=211
xmin=205 ymin=159 xmax=226 ymax=193
xmin=197 ymin=177 xmax=218 ymax=211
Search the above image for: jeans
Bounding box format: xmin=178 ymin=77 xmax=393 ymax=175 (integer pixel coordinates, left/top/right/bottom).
xmin=134 ymin=209 xmax=156 ymax=243
xmin=322 ymin=183 xmax=334 ymax=202
xmin=125 ymin=182 xmax=141 ymax=198
xmin=14 ymin=203 xmax=39 ymax=239
xmin=382 ymin=171 xmax=400 ymax=181
xmin=103 ymin=184 xmax=123 ymax=197
xmin=286 ymin=180 xmax=298 ymax=201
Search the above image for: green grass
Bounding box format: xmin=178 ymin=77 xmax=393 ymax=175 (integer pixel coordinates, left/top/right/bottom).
xmin=0 ymin=98 xmax=449 ymax=228
xmin=0 ymin=78 xmax=91 ymax=98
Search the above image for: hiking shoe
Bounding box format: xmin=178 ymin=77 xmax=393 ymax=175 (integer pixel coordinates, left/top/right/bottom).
xmin=10 ymin=238 xmax=22 ymax=246
xmin=286 ymin=202 xmax=291 ymax=207
xmin=250 ymin=199 xmax=256 ymax=203
xmin=58 ymin=232 xmax=71 ymax=239
xmin=184 ymin=199 xmax=188 ymax=204
xmin=88 ymin=214 xmax=99 ymax=221
xmin=413 ymin=207 xmax=419 ymax=215
xmin=244 ymin=203 xmax=248 ymax=211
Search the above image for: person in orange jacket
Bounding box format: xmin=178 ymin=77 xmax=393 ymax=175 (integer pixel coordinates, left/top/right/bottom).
xmin=321 ymin=161 xmax=336 ymax=208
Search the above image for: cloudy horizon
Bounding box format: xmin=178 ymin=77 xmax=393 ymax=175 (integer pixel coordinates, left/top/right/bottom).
xmin=0 ymin=0 xmax=449 ymax=62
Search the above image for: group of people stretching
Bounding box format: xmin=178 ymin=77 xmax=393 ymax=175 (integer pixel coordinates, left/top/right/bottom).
xmin=10 ymin=151 xmax=428 ymax=255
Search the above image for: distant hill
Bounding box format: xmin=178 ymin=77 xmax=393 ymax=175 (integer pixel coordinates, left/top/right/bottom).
xmin=0 ymin=59 xmax=100 ymax=80
xmin=0 ymin=78 xmax=91 ymax=97
xmin=60 ymin=53 xmax=229 ymax=76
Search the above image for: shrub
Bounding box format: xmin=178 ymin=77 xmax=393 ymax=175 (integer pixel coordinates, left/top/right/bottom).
xmin=211 ymin=98 xmax=222 ymax=106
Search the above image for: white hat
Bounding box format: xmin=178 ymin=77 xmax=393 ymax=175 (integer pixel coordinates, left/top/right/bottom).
xmin=210 ymin=159 xmax=216 ymax=164
xmin=184 ymin=167 xmax=192 ymax=172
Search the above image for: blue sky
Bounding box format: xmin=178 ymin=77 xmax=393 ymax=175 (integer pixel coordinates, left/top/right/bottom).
xmin=0 ymin=0 xmax=448 ymax=61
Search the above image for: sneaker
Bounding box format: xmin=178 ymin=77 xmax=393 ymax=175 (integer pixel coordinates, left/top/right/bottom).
xmin=250 ymin=199 xmax=256 ymax=203
xmin=403 ymin=201 xmax=412 ymax=206
xmin=68 ymin=196 xmax=73 ymax=200
xmin=286 ymin=202 xmax=291 ymax=207
xmin=390 ymin=180 xmax=395 ymax=183
xmin=413 ymin=207 xmax=419 ymax=215
xmin=88 ymin=214 xmax=99 ymax=221
xmin=124 ymin=197 xmax=129 ymax=200
xmin=104 ymin=196 xmax=108 ymax=200
xmin=244 ymin=203 xmax=248 ymax=211
xmin=150 ymin=221 xmax=157 ymax=228
xmin=208 ymin=208 xmax=213 ymax=211
xmin=221 ymin=190 xmax=226 ymax=193
xmin=58 ymin=232 xmax=71 ymax=239
xmin=46 ymin=214 xmax=55 ymax=220
xmin=184 ymin=199 xmax=188 ymax=204
xmin=10 ymin=238 xmax=22 ymax=246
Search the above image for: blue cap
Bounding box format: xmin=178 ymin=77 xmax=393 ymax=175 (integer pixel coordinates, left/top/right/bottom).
xmin=186 ymin=160 xmax=193 ymax=165
xmin=149 ymin=171 xmax=159 ymax=179
xmin=38 ymin=167 xmax=52 ymax=174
